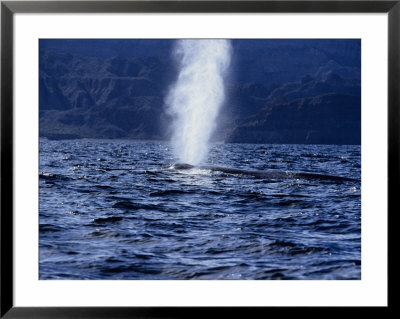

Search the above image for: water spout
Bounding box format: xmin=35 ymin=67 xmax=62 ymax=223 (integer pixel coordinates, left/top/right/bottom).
xmin=166 ymin=39 xmax=231 ymax=165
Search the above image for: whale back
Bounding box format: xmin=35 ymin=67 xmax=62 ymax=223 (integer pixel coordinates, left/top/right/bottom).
xmin=172 ymin=163 xmax=357 ymax=182
xmin=172 ymin=163 xmax=195 ymax=170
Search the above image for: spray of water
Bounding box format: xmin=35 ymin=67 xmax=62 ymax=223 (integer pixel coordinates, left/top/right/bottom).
xmin=166 ymin=39 xmax=231 ymax=165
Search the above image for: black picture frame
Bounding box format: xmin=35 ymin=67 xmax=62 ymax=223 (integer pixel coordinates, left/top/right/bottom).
xmin=1 ymin=0 xmax=395 ymax=317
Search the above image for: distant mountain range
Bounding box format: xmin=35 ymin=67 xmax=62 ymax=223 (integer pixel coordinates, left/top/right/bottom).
xmin=39 ymin=39 xmax=361 ymax=144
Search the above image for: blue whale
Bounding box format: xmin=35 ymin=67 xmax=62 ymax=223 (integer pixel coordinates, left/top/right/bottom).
xmin=172 ymin=163 xmax=357 ymax=182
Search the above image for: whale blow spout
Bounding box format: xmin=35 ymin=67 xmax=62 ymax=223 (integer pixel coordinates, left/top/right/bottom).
xmin=165 ymin=39 xmax=232 ymax=165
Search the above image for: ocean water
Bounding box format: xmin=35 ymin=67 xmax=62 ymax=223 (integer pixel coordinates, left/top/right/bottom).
xmin=39 ymin=140 xmax=361 ymax=280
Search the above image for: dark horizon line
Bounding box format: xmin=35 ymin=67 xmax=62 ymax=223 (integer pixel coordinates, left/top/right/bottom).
xmin=38 ymin=136 xmax=361 ymax=146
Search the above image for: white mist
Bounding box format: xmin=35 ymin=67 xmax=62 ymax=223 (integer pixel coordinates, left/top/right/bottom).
xmin=166 ymin=39 xmax=231 ymax=165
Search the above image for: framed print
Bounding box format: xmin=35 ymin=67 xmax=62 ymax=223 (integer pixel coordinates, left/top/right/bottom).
xmin=1 ymin=0 xmax=396 ymax=317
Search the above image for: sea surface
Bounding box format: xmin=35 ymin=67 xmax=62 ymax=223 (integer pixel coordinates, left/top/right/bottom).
xmin=39 ymin=140 xmax=361 ymax=280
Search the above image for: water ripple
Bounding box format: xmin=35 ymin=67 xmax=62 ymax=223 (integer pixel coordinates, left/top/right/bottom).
xmin=39 ymin=140 xmax=361 ymax=280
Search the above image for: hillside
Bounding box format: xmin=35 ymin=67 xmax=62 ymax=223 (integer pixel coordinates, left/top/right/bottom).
xmin=39 ymin=39 xmax=361 ymax=144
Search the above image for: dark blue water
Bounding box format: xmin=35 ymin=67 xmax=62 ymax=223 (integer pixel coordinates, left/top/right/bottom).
xmin=39 ymin=140 xmax=361 ymax=280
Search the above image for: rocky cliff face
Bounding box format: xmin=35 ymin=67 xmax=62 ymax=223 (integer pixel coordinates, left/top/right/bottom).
xmin=39 ymin=39 xmax=361 ymax=144
xmin=39 ymin=49 xmax=174 ymax=139
xmin=226 ymin=93 xmax=360 ymax=145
